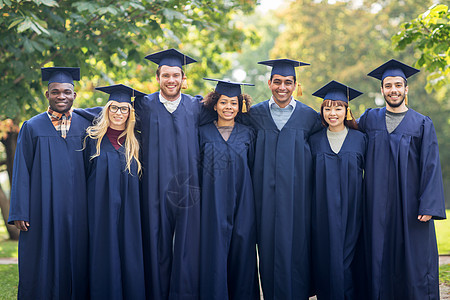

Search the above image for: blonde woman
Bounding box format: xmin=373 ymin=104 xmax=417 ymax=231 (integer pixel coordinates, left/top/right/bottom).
xmin=84 ymin=84 xmax=146 ymax=300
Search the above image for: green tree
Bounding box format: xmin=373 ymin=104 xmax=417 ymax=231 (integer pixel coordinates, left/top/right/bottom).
xmin=0 ymin=0 xmax=259 ymax=239
xmin=393 ymin=4 xmax=450 ymax=93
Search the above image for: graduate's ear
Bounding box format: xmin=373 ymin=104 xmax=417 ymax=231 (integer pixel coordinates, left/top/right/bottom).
xmin=73 ymin=91 xmax=77 ymax=100
xmin=45 ymin=90 xmax=50 ymax=99
xmin=268 ymin=79 xmax=271 ymax=87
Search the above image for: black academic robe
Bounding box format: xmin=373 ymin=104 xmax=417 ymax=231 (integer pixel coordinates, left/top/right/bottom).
xmin=358 ymin=107 xmax=446 ymax=300
xmin=134 ymin=92 xmax=202 ymax=300
xmin=242 ymin=100 xmax=322 ymax=299
xmin=309 ymin=128 xmax=366 ymax=300
xmin=8 ymin=112 xmax=90 ymax=300
xmin=198 ymin=122 xmax=259 ymax=300
xmin=84 ymin=135 xmax=145 ymax=299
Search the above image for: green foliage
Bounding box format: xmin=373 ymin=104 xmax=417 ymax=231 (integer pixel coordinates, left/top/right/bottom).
xmin=0 ymin=221 xmax=17 ymax=258
xmin=0 ymin=0 xmax=259 ymax=121
xmin=0 ymin=264 xmax=19 ymax=300
xmin=393 ymin=4 xmax=450 ymax=93
xmin=266 ymin=0 xmax=437 ymax=114
xmin=441 ymin=264 xmax=450 ymax=285
xmin=436 ymin=210 xmax=450 ymax=255
xmin=0 ymin=240 xmax=18 ymax=258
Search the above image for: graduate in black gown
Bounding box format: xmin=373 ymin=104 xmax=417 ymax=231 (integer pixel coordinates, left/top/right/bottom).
xmin=134 ymin=49 xmax=202 ymax=300
xmin=309 ymin=81 xmax=366 ymax=300
xmin=199 ymin=78 xmax=259 ymax=300
xmin=84 ymin=84 xmax=146 ymax=299
xmin=241 ymin=59 xmax=322 ymax=299
xmin=8 ymin=67 xmax=90 ymax=299
xmin=359 ymin=59 xmax=446 ymax=300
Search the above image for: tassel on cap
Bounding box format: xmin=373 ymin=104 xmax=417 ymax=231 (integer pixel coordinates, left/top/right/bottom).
xmin=346 ymin=107 xmax=353 ymax=121
xmin=242 ymin=99 xmax=247 ymax=113
xmin=405 ymin=93 xmax=408 ymax=105
xmin=297 ymin=82 xmax=303 ymax=97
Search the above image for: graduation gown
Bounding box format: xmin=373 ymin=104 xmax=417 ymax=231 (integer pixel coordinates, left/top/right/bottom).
xmin=84 ymin=135 xmax=145 ymax=299
xmin=309 ymin=128 xmax=366 ymax=300
xmin=198 ymin=122 xmax=259 ymax=300
xmin=242 ymin=100 xmax=322 ymax=299
xmin=358 ymin=107 xmax=446 ymax=300
xmin=8 ymin=112 xmax=90 ymax=300
xmin=134 ymin=92 xmax=202 ymax=300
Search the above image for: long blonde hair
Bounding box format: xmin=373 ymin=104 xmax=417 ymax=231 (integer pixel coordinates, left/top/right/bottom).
xmin=85 ymin=101 xmax=141 ymax=175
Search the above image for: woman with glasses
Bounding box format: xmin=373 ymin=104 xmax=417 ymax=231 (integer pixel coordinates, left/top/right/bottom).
xmin=199 ymin=78 xmax=259 ymax=299
xmin=84 ymin=84 xmax=146 ymax=299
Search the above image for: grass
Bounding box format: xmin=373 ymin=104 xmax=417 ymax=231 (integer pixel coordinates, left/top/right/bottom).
xmin=0 ymin=222 xmax=18 ymax=259
xmin=441 ymin=264 xmax=450 ymax=285
xmin=0 ymin=264 xmax=18 ymax=299
xmin=436 ymin=210 xmax=450 ymax=255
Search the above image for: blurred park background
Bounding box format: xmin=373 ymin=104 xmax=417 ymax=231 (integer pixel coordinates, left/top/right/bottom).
xmin=0 ymin=0 xmax=449 ymax=243
xmin=0 ymin=0 xmax=450 ymax=297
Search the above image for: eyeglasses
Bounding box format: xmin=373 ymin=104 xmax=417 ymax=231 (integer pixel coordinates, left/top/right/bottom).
xmin=109 ymin=105 xmax=130 ymax=114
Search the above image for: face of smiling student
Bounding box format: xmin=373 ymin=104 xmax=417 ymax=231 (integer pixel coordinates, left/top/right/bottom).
xmin=46 ymin=82 xmax=77 ymax=113
xmin=214 ymin=94 xmax=239 ymax=126
xmin=322 ymin=101 xmax=346 ymax=132
xmin=108 ymin=101 xmax=130 ymax=130
xmin=157 ymin=65 xmax=184 ymax=101
xmin=268 ymin=74 xmax=296 ymax=108
xmin=381 ymin=76 xmax=408 ymax=111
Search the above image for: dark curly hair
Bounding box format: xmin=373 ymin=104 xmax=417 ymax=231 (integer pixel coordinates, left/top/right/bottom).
xmin=320 ymin=99 xmax=358 ymax=130
xmin=202 ymin=91 xmax=252 ymax=116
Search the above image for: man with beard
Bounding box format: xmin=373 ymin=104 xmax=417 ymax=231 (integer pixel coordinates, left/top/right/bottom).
xmin=134 ymin=49 xmax=202 ymax=300
xmin=358 ymin=59 xmax=446 ymax=300
xmin=8 ymin=67 xmax=90 ymax=299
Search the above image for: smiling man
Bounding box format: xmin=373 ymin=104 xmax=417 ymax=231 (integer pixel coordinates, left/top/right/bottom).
xmin=134 ymin=49 xmax=202 ymax=300
xmin=358 ymin=59 xmax=446 ymax=299
xmin=240 ymin=59 xmax=322 ymax=299
xmin=8 ymin=67 xmax=90 ymax=299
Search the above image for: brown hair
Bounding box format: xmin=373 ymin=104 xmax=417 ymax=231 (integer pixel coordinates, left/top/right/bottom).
xmin=320 ymin=99 xmax=358 ymax=130
xmin=202 ymin=91 xmax=252 ymax=116
xmin=156 ymin=65 xmax=185 ymax=78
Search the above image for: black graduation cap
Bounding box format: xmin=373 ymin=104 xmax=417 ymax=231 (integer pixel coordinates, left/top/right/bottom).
xmin=144 ymin=48 xmax=197 ymax=68
xmin=258 ymin=59 xmax=309 ymax=77
xmin=367 ymin=59 xmax=420 ymax=81
xmin=312 ymin=80 xmax=363 ymax=103
xmin=203 ymin=78 xmax=254 ymax=97
xmin=95 ymin=84 xmax=146 ymax=104
xmin=41 ymin=67 xmax=80 ymax=85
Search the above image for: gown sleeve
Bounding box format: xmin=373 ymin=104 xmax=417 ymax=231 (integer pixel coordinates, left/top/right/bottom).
xmin=417 ymin=117 xmax=446 ymax=220
xmin=8 ymin=122 xmax=34 ymax=224
xmin=73 ymin=107 xmax=102 ymax=123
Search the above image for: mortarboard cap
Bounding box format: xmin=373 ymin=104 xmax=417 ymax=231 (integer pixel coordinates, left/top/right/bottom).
xmin=367 ymin=59 xmax=419 ymax=81
xmin=203 ymin=78 xmax=254 ymax=98
xmin=312 ymin=80 xmax=363 ymax=103
xmin=41 ymin=67 xmax=80 ymax=85
xmin=95 ymin=84 xmax=146 ymax=104
xmin=258 ymin=59 xmax=309 ymax=77
xmin=145 ymin=48 xmax=197 ymax=69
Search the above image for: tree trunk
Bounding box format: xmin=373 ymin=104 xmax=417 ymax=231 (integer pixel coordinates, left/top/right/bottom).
xmin=0 ymin=122 xmax=20 ymax=240
xmin=0 ymin=185 xmax=19 ymax=240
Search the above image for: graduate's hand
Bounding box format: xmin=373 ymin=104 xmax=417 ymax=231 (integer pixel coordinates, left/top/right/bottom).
xmin=14 ymin=220 xmax=30 ymax=231
xmin=418 ymin=215 xmax=432 ymax=222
